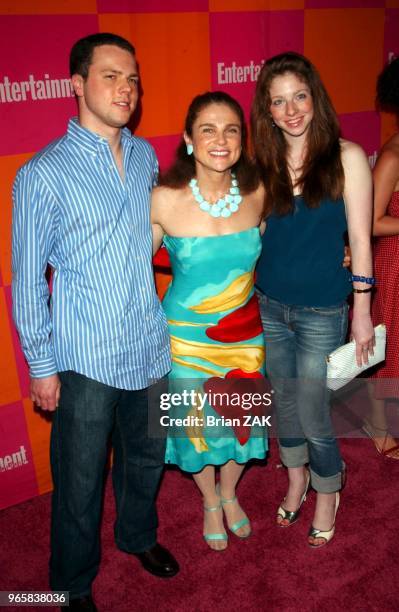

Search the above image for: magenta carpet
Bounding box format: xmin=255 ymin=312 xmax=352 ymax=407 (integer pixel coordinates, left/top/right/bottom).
xmin=1 ymin=437 xmax=398 ymax=612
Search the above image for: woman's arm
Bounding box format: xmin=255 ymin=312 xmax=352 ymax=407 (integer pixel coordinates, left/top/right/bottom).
xmin=253 ymin=182 xmax=267 ymax=234
xmin=152 ymin=223 xmax=165 ymax=255
xmin=151 ymin=188 xmax=166 ymax=255
xmin=342 ymin=140 xmax=374 ymax=365
xmin=373 ymin=146 xmax=399 ymax=236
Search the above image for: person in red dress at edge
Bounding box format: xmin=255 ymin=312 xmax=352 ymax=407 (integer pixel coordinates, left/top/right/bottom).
xmin=364 ymin=57 xmax=399 ymax=459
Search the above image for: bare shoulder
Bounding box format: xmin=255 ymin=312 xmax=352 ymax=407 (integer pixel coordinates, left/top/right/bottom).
xmin=377 ymin=134 xmax=399 ymax=168
xmin=247 ymin=181 xmax=265 ymax=207
xmin=243 ymin=182 xmax=266 ymax=224
xmin=340 ymin=138 xmax=368 ymax=167
xmin=152 ymin=185 xmax=178 ymax=211
xmin=382 ymin=132 xmax=399 ymax=153
xmin=254 ymin=181 xmax=266 ymax=200
xmin=340 ymin=140 xmax=372 ymax=189
xmin=152 ymin=185 xmax=175 ymax=203
xmin=151 ymin=185 xmax=181 ymax=225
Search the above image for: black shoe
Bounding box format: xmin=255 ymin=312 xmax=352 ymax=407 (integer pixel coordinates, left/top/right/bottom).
xmin=133 ymin=543 xmax=179 ymax=578
xmin=67 ymin=595 xmax=97 ymax=611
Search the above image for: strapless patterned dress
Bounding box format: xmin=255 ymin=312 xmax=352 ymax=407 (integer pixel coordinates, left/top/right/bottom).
xmin=162 ymin=228 xmax=268 ymax=472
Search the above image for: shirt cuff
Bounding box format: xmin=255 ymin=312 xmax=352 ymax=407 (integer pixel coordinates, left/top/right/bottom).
xmin=29 ymin=356 xmax=58 ymax=379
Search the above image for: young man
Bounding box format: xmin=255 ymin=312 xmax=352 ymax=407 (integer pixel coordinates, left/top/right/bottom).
xmin=12 ymin=33 xmax=178 ymax=612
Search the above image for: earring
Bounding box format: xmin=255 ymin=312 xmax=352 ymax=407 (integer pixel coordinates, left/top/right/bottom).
xmin=269 ymin=115 xmax=276 ymax=128
xmin=186 ymin=143 xmax=193 ymax=155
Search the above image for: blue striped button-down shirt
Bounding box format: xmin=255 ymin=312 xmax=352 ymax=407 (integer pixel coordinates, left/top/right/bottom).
xmin=12 ymin=118 xmax=171 ymax=390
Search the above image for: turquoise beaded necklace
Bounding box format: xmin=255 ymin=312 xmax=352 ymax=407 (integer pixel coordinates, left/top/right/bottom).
xmin=188 ymin=173 xmax=242 ymax=218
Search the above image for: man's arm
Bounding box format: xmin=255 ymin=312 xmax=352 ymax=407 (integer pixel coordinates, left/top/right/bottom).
xmin=12 ymin=166 xmax=60 ymax=410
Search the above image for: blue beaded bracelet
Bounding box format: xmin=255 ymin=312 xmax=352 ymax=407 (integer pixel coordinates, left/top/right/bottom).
xmin=349 ymin=274 xmax=376 ymax=285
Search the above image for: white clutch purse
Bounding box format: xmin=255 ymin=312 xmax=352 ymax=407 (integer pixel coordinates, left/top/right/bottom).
xmin=326 ymin=324 xmax=386 ymax=391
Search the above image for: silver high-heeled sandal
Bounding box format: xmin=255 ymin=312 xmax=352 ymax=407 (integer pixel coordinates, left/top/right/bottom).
xmin=308 ymin=491 xmax=340 ymax=548
xmin=276 ymin=469 xmax=311 ymax=527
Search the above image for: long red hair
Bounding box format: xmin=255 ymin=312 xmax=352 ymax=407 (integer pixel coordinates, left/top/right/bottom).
xmin=251 ymin=52 xmax=344 ymax=216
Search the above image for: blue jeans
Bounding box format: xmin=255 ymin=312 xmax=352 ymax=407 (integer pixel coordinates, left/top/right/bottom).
xmin=257 ymin=293 xmax=348 ymax=493
xmin=49 ymin=371 xmax=167 ymax=598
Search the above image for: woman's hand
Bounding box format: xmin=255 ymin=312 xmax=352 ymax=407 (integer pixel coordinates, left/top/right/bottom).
xmin=342 ymin=245 xmax=351 ymax=268
xmin=351 ymin=313 xmax=375 ymax=366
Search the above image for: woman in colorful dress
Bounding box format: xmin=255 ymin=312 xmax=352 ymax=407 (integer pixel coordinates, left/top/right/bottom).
xmin=151 ymin=92 xmax=268 ymax=551
xmin=252 ymin=52 xmax=374 ymax=547
xmin=365 ymin=57 xmax=399 ymax=459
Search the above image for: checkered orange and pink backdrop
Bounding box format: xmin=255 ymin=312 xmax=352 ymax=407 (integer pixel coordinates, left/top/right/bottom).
xmin=0 ymin=0 xmax=398 ymax=509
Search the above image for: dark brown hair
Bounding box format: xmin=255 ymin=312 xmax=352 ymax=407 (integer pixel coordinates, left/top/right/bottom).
xmin=376 ymin=57 xmax=399 ymax=113
xmin=159 ymin=91 xmax=259 ymax=194
xmin=251 ymin=52 xmax=344 ymax=215
xmin=70 ymin=32 xmax=135 ymax=79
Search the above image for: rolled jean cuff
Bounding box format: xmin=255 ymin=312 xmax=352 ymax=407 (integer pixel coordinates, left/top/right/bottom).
xmin=279 ymin=442 xmax=309 ymax=467
xmin=310 ymin=466 xmax=344 ymax=493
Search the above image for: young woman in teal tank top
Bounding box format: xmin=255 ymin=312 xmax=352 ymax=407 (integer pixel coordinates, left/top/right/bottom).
xmin=252 ymin=53 xmax=374 ymax=548
xmin=151 ymin=92 xmax=268 ymax=551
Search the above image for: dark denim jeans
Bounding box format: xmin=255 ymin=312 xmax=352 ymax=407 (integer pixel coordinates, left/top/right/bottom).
xmin=49 ymin=371 xmax=167 ymax=598
xmin=257 ymin=293 xmax=348 ymax=493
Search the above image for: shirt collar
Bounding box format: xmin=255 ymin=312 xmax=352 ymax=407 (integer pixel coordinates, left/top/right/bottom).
xmin=67 ymin=117 xmax=135 ymax=155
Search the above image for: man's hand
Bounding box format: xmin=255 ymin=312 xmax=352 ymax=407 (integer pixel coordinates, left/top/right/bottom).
xmin=30 ymin=374 xmax=61 ymax=412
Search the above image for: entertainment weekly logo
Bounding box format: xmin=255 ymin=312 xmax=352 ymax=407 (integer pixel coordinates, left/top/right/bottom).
xmin=217 ymin=60 xmax=265 ymax=84
xmin=0 ymin=445 xmax=29 ymax=472
xmin=0 ymin=74 xmax=74 ymax=104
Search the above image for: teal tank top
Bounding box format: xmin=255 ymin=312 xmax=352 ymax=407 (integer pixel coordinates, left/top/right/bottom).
xmin=256 ymin=195 xmax=350 ymax=307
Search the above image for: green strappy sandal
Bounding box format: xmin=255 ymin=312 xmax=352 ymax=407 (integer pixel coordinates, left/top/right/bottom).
xmin=217 ymin=486 xmax=251 ymax=539
xmin=203 ymin=503 xmax=228 ymax=550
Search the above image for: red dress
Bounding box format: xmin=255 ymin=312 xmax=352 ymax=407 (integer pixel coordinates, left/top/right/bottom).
xmin=372 ymin=191 xmax=399 ymax=398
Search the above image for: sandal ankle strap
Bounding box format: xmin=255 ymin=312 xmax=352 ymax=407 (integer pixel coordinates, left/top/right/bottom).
xmin=204 ymin=503 xmax=221 ymax=513
xmin=220 ymin=495 xmax=237 ymax=506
